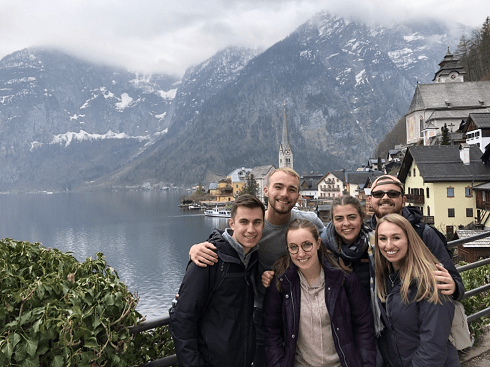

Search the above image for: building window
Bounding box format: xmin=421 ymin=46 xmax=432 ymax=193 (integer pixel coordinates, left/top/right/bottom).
xmin=413 ymin=168 xmax=416 ymax=177
xmin=448 ymin=208 xmax=455 ymax=217
xmin=465 ymin=187 xmax=472 ymax=197
xmin=447 ymin=187 xmax=454 ymax=197
xmin=427 ymin=206 xmax=430 ymax=216
xmin=426 ymin=187 xmax=430 ymax=198
xmin=466 ymin=208 xmax=474 ymax=217
xmin=408 ymin=170 xmax=411 ymax=177
xmin=446 ymin=225 xmax=454 ymax=234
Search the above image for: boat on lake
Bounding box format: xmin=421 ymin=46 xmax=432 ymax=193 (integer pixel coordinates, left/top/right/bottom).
xmin=204 ymin=206 xmax=231 ymax=218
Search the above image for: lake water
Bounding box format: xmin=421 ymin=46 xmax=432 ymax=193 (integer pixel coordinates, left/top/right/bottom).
xmin=0 ymin=190 xmax=229 ymax=320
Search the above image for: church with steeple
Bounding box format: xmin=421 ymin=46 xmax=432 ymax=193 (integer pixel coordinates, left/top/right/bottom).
xmin=405 ymin=48 xmax=490 ymax=146
xmin=278 ymin=102 xmax=293 ymax=169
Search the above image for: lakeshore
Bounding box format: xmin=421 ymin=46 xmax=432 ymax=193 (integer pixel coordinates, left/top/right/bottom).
xmin=0 ymin=190 xmax=227 ymax=319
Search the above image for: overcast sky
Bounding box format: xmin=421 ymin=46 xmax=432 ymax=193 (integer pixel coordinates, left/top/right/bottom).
xmin=0 ymin=0 xmax=488 ymax=77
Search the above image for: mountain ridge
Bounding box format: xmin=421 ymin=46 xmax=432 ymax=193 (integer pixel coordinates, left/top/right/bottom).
xmin=0 ymin=13 xmax=467 ymax=190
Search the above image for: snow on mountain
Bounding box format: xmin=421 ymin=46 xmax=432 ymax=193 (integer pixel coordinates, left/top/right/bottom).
xmin=49 ymin=130 xmax=149 ymax=148
xmin=0 ymin=13 xmax=469 ymax=190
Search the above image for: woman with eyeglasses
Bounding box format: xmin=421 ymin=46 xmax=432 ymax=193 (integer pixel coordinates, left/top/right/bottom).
xmin=375 ymin=214 xmax=460 ymax=366
xmin=262 ymin=218 xmax=376 ymax=367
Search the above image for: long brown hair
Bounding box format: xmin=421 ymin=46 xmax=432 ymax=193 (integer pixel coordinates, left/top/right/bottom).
xmin=374 ymin=214 xmax=445 ymax=305
xmin=272 ymin=218 xmax=343 ymax=292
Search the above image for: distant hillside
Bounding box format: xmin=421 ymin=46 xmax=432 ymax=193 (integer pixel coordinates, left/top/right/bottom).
xmin=0 ymin=13 xmax=467 ymax=191
xmin=374 ymin=117 xmax=407 ymax=159
xmin=100 ymin=13 xmax=464 ymax=187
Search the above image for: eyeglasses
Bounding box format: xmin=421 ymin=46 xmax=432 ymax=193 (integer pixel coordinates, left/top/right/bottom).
xmin=287 ymin=242 xmax=314 ymax=254
xmin=371 ymin=190 xmax=402 ymax=199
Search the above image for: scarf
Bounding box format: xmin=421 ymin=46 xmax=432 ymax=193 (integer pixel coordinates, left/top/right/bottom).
xmin=322 ymin=222 xmax=384 ymax=336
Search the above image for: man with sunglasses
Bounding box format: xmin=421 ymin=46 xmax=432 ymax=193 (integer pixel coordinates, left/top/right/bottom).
xmin=367 ymin=175 xmax=464 ymax=300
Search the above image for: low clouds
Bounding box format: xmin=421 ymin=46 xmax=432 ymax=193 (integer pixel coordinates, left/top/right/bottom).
xmin=0 ymin=0 xmax=488 ymax=77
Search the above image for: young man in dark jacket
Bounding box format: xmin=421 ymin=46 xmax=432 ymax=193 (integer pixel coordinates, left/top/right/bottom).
xmin=170 ymin=194 xmax=265 ymax=367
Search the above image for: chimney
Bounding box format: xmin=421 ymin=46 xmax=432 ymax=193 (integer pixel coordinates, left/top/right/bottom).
xmin=459 ymin=143 xmax=470 ymax=165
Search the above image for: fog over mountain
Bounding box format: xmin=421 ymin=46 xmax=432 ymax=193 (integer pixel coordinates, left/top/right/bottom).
xmin=0 ymin=13 xmax=467 ymax=191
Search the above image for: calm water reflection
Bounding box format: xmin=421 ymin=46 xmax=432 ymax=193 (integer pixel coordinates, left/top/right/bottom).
xmin=0 ymin=191 xmax=228 ymax=320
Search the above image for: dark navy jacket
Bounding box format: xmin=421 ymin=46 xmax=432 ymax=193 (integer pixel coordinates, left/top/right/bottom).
xmin=170 ymin=230 xmax=257 ymax=367
xmin=262 ymin=256 xmax=376 ymax=367
xmin=377 ymin=277 xmax=460 ymax=367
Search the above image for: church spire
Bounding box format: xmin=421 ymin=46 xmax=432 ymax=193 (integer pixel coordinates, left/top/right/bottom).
xmin=279 ymin=101 xmax=293 ymax=169
xmin=281 ymin=101 xmax=289 ymax=147
xmin=433 ymin=47 xmax=466 ymax=83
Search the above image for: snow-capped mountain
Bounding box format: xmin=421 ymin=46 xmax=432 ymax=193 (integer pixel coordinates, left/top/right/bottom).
xmin=0 ymin=13 xmax=467 ymax=190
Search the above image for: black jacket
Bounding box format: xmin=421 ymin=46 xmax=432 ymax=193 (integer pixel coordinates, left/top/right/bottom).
xmin=377 ymin=276 xmax=460 ymax=367
xmin=170 ymin=229 xmax=258 ymax=367
xmin=367 ymin=206 xmax=465 ymax=300
xmin=263 ymin=257 xmax=376 ymax=367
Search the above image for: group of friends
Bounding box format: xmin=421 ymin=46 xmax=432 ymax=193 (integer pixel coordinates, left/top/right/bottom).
xmin=169 ymin=168 xmax=464 ymax=367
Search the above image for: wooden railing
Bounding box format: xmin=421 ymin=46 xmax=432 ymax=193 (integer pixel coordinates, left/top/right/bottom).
xmin=130 ymin=231 xmax=490 ymax=367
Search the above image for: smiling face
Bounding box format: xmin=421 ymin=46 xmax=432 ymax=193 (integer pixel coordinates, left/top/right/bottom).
xmin=369 ymin=183 xmax=406 ymax=219
xmin=264 ymin=170 xmax=300 ymax=216
xmin=287 ymin=227 xmax=321 ymax=274
xmin=376 ymin=221 xmax=408 ymax=270
xmin=332 ymin=204 xmax=362 ymax=245
xmin=229 ymin=206 xmax=264 ymax=254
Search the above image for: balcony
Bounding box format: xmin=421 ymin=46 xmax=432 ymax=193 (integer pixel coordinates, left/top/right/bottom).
xmin=320 ymin=187 xmax=340 ymax=192
xmin=422 ymin=216 xmax=434 ymax=225
xmin=405 ymin=194 xmax=424 ymax=204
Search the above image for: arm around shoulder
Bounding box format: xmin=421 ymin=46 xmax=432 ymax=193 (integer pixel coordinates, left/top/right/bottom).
xmin=189 ymin=241 xmax=218 ymax=267
xmin=423 ymin=226 xmax=465 ymax=300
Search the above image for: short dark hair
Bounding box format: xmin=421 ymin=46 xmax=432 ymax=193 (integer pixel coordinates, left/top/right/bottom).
xmin=231 ymin=194 xmax=266 ymax=219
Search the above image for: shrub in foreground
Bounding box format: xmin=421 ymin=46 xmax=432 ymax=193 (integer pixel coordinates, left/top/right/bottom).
xmin=459 ymin=262 xmax=490 ymax=341
xmin=0 ymin=239 xmax=144 ymax=366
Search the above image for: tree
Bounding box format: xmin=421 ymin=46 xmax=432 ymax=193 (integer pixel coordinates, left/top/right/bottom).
xmin=237 ymin=173 xmax=259 ymax=197
xmin=196 ymin=181 xmax=205 ymax=195
xmin=456 ymin=16 xmax=490 ymax=81
xmin=441 ymin=123 xmax=450 ymax=145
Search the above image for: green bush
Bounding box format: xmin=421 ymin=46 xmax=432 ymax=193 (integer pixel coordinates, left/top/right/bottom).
xmin=0 ymin=238 xmax=159 ymax=366
xmin=459 ymin=262 xmax=490 ymax=341
xmin=127 ymin=325 xmax=175 ymax=366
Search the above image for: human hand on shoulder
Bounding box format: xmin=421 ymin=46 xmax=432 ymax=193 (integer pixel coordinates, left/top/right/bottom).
xmin=434 ymin=263 xmax=456 ymax=296
xmin=262 ymin=270 xmax=275 ymax=288
xmin=189 ymin=242 xmax=218 ymax=267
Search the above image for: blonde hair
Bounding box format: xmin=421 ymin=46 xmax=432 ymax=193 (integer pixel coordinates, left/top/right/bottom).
xmin=374 ymin=214 xmax=445 ymax=305
xmin=266 ymin=168 xmax=300 ymax=190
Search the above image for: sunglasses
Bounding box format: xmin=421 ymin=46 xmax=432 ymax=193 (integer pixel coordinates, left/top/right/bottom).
xmin=287 ymin=242 xmax=314 ymax=254
xmin=371 ymin=190 xmax=402 ymax=199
